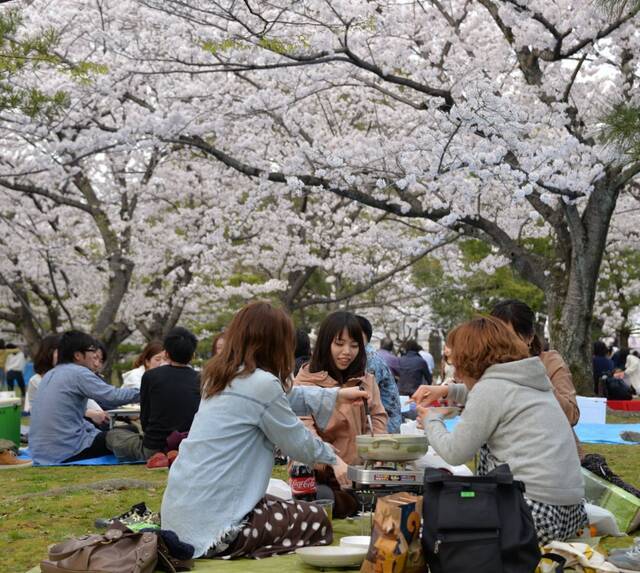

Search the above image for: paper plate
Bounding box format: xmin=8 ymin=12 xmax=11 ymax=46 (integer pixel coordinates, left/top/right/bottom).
xmin=339 ymin=535 xmax=371 ymax=550
xmin=296 ymin=545 xmax=367 ymax=568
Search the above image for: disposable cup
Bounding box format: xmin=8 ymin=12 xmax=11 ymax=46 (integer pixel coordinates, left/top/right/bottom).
xmin=314 ymin=499 xmax=334 ymax=523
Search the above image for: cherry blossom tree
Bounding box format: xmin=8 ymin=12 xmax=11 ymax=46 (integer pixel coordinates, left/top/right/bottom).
xmin=118 ymin=0 xmax=640 ymax=392
xmin=3 ymin=0 xmax=640 ymax=392
xmin=0 ymin=0 xmax=437 ymax=366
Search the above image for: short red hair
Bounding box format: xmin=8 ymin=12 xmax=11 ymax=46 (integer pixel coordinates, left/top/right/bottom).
xmin=447 ymin=316 xmax=530 ymax=381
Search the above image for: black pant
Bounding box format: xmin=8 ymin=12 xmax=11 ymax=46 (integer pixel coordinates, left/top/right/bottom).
xmin=63 ymin=432 xmax=110 ymax=462
xmin=7 ymin=370 xmax=25 ymax=397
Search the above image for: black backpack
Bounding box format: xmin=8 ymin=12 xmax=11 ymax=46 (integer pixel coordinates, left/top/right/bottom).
xmin=601 ymin=375 xmax=633 ymax=400
xmin=421 ymin=464 xmax=541 ymax=573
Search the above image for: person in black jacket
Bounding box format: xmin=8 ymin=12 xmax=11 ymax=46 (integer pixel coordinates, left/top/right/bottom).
xmin=397 ymin=340 xmax=432 ymax=396
xmin=107 ymin=327 xmax=200 ymax=462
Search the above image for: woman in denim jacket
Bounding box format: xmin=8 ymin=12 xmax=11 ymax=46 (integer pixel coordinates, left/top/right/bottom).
xmin=161 ymin=302 xmax=368 ymax=559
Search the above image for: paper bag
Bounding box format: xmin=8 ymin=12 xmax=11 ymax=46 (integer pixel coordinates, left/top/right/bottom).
xmin=360 ymin=492 xmax=425 ymax=573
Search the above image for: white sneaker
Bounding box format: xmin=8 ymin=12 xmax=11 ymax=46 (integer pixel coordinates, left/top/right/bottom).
xmin=608 ymin=545 xmax=640 ymax=572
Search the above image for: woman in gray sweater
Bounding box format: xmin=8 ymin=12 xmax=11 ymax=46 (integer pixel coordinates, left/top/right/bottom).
xmin=415 ymin=316 xmax=586 ymax=544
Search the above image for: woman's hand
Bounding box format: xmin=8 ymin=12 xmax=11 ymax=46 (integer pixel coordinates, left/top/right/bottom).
xmin=411 ymin=384 xmax=449 ymax=406
xmin=337 ymin=386 xmax=369 ymax=407
xmin=331 ymin=456 xmax=351 ymax=489
xmin=417 ymin=405 xmax=459 ymax=420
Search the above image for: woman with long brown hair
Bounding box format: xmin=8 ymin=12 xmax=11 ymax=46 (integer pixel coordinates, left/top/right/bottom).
xmin=294 ymin=311 xmax=388 ymax=518
xmin=161 ymin=301 xmax=368 ymax=560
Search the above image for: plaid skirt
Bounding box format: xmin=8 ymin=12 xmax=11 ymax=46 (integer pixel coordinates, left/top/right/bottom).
xmin=477 ymin=445 xmax=588 ymax=545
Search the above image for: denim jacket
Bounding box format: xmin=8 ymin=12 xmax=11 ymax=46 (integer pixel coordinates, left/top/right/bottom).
xmin=160 ymin=368 xmax=339 ymax=557
xmin=365 ymin=344 xmax=402 ymax=433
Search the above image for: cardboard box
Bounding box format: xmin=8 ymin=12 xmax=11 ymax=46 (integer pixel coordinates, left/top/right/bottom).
xmin=577 ymin=396 xmax=607 ymax=424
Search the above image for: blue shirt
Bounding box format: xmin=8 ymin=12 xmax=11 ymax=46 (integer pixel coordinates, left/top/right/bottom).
xmin=365 ymin=344 xmax=402 ymax=433
xmin=29 ymin=363 xmax=139 ymax=465
xmin=161 ymin=368 xmax=339 ymax=557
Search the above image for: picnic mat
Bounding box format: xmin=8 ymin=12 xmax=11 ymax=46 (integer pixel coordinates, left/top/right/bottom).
xmin=574 ymin=423 xmax=640 ymax=445
xmin=608 ymin=399 xmax=640 ymax=412
xmin=18 ymin=448 xmax=144 ymax=466
xmin=25 ymin=518 xmax=367 ymax=573
xmin=443 ymin=419 xmax=640 ymax=445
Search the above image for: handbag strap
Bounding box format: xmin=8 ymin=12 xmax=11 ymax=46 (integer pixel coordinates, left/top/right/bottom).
xmin=540 ymin=552 xmax=567 ymax=572
xmin=424 ymin=464 xmax=515 ymax=485
xmin=48 ymin=529 xmax=143 ymax=564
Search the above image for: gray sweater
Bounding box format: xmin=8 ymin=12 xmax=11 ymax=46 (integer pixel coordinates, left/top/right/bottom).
xmin=424 ymin=357 xmax=584 ymax=506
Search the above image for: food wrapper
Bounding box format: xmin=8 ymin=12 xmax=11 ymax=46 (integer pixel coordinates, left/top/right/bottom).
xmin=360 ymin=492 xmax=425 ymax=573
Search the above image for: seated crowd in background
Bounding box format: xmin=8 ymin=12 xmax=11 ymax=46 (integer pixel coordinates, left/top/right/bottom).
xmin=592 ymin=340 xmax=640 ymax=397
xmin=27 ymin=327 xmax=201 ymax=466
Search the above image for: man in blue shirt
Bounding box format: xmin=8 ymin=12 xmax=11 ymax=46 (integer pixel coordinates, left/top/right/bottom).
xmin=356 ymin=316 xmax=402 ymax=433
xmin=29 ymin=330 xmax=139 ymax=465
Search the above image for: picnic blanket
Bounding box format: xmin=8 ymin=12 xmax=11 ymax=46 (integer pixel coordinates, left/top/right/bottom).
xmin=443 ymin=419 xmax=640 ymax=445
xmin=608 ymin=399 xmax=640 ymax=412
xmin=18 ymin=448 xmax=144 ymax=466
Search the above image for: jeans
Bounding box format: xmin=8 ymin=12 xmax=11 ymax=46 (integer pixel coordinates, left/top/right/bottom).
xmin=7 ymin=370 xmax=25 ymax=397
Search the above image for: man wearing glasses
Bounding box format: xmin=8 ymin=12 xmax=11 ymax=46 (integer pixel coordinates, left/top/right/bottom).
xmin=29 ymin=330 xmax=140 ymax=465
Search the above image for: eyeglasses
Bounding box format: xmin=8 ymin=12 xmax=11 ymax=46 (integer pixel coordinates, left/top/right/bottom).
xmin=83 ymin=346 xmax=98 ymax=353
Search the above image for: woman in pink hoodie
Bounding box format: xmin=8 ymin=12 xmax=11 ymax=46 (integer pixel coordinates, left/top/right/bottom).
xmin=294 ymin=311 xmax=388 ymax=517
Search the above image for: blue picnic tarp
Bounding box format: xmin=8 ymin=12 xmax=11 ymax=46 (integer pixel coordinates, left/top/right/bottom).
xmin=18 ymin=447 xmax=144 ymax=466
xmin=442 ymin=418 xmax=640 ymax=445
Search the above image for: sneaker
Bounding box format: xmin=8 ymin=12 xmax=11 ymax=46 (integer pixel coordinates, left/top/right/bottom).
xmin=146 ymin=452 xmax=169 ymax=470
xmin=166 ymin=450 xmax=178 ymax=468
xmin=0 ymin=450 xmax=32 ymax=469
xmin=95 ymin=502 xmax=151 ymax=529
xmin=95 ymin=504 xmax=160 ymax=530
xmin=608 ymin=545 xmax=640 ymax=572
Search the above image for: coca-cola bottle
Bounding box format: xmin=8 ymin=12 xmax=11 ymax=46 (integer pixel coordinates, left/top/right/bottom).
xmin=288 ymin=460 xmax=317 ymax=501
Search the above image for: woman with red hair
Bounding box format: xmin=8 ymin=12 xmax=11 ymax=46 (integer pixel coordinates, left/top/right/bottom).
xmin=414 ymin=316 xmax=586 ymax=544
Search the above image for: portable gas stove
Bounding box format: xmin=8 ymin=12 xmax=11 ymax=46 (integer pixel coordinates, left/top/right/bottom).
xmin=348 ymin=461 xmax=425 ymax=492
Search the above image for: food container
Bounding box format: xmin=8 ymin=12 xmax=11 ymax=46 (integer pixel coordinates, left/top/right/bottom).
xmin=356 ymin=434 xmax=429 ymax=461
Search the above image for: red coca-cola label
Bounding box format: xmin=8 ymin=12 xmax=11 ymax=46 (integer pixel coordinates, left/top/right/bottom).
xmin=289 ymin=476 xmax=317 ymax=495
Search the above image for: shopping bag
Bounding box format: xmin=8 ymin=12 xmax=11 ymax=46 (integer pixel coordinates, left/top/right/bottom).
xmin=360 ymin=492 xmax=424 ymax=573
xmin=537 ymin=541 xmax=620 ymax=572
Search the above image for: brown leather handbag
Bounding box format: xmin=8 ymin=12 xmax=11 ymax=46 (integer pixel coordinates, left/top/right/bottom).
xmin=40 ymin=528 xmax=158 ymax=573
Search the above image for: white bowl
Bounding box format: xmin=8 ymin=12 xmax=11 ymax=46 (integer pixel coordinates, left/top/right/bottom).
xmin=340 ymin=535 xmax=371 ymax=550
xmin=296 ymin=546 xmax=367 ymax=568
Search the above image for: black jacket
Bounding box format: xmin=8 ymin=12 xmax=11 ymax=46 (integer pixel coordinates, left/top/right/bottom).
xmin=397 ymin=351 xmax=432 ymax=396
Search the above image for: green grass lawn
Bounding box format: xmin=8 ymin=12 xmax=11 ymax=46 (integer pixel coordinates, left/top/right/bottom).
xmin=3 ymin=422 xmax=640 ymax=573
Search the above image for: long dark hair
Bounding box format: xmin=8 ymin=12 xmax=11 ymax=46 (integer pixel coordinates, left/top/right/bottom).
xmin=490 ymin=299 xmax=542 ymax=356
xmin=201 ymin=301 xmax=295 ymax=398
xmin=309 ymin=311 xmax=366 ymax=384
